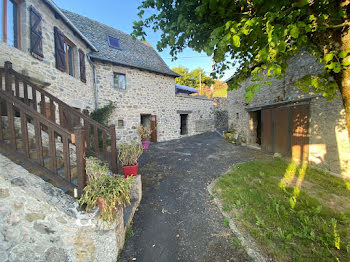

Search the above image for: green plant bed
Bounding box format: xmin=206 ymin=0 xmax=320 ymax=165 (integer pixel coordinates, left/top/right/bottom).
xmin=214 ymin=158 xmax=350 ymax=262
xmin=78 ymin=157 xmax=135 ymax=226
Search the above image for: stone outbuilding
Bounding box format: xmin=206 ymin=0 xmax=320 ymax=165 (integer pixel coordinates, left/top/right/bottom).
xmin=226 ymin=52 xmax=350 ymax=179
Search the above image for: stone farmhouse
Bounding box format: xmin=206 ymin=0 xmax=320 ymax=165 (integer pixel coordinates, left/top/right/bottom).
xmin=227 ymin=52 xmax=350 ymax=179
xmin=0 ymin=0 xmax=215 ymax=144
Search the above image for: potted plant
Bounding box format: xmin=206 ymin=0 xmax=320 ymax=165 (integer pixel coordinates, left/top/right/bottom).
xmin=137 ymin=125 xmax=152 ymax=149
xmin=118 ymin=140 xmax=143 ymax=178
xmin=78 ymin=157 xmax=135 ymax=225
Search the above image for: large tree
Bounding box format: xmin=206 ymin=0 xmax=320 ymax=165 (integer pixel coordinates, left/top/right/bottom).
xmin=133 ymin=0 xmax=350 ymax=135
xmin=172 ymin=66 xmax=213 ymax=89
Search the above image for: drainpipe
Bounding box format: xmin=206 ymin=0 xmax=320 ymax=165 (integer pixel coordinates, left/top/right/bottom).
xmin=87 ymin=54 xmax=98 ymax=109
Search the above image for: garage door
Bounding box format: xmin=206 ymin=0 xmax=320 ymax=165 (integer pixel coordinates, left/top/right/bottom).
xmin=261 ymin=104 xmax=309 ymax=162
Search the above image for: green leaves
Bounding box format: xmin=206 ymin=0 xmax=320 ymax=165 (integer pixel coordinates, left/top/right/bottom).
xmin=232 ymin=35 xmax=240 ymax=47
xmin=290 ymin=24 xmax=300 ymax=38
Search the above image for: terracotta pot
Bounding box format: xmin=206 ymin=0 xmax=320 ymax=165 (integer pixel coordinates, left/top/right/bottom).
xmin=96 ymin=198 xmax=106 ymax=212
xmin=96 ymin=198 xmax=117 ymax=213
xmin=142 ymin=140 xmax=150 ymax=149
xmin=122 ymin=163 xmax=138 ymax=178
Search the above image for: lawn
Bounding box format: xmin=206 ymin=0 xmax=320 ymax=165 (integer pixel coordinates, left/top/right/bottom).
xmin=213 ymin=158 xmax=350 ymax=262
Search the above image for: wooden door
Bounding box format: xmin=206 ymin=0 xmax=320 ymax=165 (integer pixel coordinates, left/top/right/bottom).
xmin=261 ymin=108 xmax=273 ymax=152
xmin=273 ymin=107 xmax=291 ymax=157
xmin=150 ymin=115 xmax=157 ymax=143
xmin=291 ymin=105 xmax=309 ymax=163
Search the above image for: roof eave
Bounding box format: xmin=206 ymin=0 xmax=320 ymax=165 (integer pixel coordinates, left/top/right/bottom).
xmin=89 ymin=55 xmax=180 ymax=78
xmin=42 ymin=0 xmax=98 ymax=52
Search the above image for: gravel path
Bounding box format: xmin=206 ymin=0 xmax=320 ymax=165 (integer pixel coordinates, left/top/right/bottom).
xmin=119 ymin=132 xmax=269 ymax=262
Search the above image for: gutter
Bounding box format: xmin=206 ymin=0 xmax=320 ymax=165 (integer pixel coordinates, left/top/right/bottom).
xmin=87 ymin=54 xmax=98 ymax=109
xmin=42 ymin=0 xmax=98 ymax=52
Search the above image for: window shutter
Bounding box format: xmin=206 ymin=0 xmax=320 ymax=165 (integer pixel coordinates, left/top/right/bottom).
xmin=30 ymin=6 xmax=43 ymax=58
xmin=54 ymin=27 xmax=66 ymax=72
xmin=79 ymin=49 xmax=86 ymax=83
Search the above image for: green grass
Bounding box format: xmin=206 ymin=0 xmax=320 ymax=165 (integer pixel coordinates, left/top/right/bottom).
xmin=125 ymin=222 xmax=134 ymax=242
xmin=214 ymin=158 xmax=350 ymax=262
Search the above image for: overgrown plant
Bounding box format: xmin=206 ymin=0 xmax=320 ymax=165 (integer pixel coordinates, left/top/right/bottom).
xmin=90 ymin=101 xmax=116 ymax=127
xmin=78 ymin=157 xmax=134 ymax=225
xmin=137 ymin=125 xmax=152 ymax=141
xmin=89 ymin=102 xmax=116 ymax=151
xmin=118 ymin=140 xmax=143 ymax=166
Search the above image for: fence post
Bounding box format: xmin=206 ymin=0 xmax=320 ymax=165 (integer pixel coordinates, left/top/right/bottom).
xmin=74 ymin=126 xmax=86 ymax=198
xmin=109 ymin=124 xmax=117 ymax=174
xmin=4 ymin=61 xmax=13 ymax=94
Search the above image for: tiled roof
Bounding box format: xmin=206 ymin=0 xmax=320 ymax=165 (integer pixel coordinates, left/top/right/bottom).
xmin=61 ymin=10 xmax=179 ymax=77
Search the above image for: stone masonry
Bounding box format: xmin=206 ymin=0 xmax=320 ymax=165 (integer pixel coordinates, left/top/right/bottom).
xmin=0 ymin=0 xmax=96 ymax=112
xmin=227 ymin=51 xmax=350 ymax=178
xmin=0 ymin=154 xmax=142 ymax=262
xmin=95 ymin=62 xmax=215 ymax=142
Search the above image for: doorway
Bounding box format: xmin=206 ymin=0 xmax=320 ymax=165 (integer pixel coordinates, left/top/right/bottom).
xmin=140 ymin=114 xmax=157 ymax=142
xmin=180 ymin=114 xmax=188 ymax=135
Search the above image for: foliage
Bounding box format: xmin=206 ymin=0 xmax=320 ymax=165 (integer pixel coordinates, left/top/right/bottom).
xmin=118 ymin=140 xmax=143 ymax=166
xmin=172 ymin=66 xmax=213 ymax=89
xmin=137 ymin=125 xmax=152 ymax=140
xmin=133 ymin=0 xmax=350 ymax=102
xmin=90 ymin=102 xmax=116 ymax=127
xmin=78 ymin=157 xmax=134 ymax=225
xmin=214 ymin=159 xmax=350 ymax=261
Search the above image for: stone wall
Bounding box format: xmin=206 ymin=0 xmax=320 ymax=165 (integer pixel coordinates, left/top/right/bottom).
xmin=0 ymin=0 xmax=96 ymax=112
xmin=213 ymin=97 xmax=228 ymax=129
xmin=95 ymin=62 xmax=215 ymax=142
xmin=174 ymin=94 xmax=215 ymax=135
xmin=0 ymin=154 xmax=142 ymax=262
xmin=227 ymin=52 xmax=350 ymax=178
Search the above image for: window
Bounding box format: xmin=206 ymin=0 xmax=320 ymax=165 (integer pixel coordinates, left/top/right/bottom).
xmin=107 ymin=35 xmax=120 ymax=49
xmin=118 ymin=120 xmax=124 ymax=127
xmin=1 ymin=0 xmax=21 ymax=48
xmin=64 ymin=40 xmax=74 ymax=76
xmin=114 ymin=73 xmax=126 ymax=90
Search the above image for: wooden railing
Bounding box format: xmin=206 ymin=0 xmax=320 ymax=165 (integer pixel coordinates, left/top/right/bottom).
xmin=0 ymin=61 xmax=118 ymax=196
xmin=0 ymin=61 xmax=117 ymax=173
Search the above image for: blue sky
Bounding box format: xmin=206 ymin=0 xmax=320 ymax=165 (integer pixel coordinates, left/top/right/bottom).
xmin=53 ymin=0 xmax=235 ymax=80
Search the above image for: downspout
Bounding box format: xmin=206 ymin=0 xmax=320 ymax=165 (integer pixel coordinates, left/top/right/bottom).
xmin=87 ymin=54 xmax=98 ymax=109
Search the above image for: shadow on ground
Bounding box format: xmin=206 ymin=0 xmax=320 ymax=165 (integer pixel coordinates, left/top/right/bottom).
xmin=119 ymin=132 xmax=270 ymax=262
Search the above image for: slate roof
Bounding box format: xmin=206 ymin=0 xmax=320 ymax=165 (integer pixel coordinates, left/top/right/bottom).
xmin=175 ymin=84 xmax=198 ymax=94
xmin=61 ymin=10 xmax=179 ymax=77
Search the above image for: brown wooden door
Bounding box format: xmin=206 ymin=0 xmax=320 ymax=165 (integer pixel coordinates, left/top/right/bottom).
xmin=274 ymin=107 xmax=291 ymax=157
xmin=261 ymin=108 xmax=273 ymax=152
xmin=291 ymin=105 xmax=309 ymax=163
xmin=150 ymin=115 xmax=157 ymax=143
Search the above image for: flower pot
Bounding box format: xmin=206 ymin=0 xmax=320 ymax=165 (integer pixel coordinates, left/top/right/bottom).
xmin=122 ymin=163 xmax=138 ymax=178
xmin=96 ymin=198 xmax=106 ymax=212
xmin=142 ymin=140 xmax=150 ymax=150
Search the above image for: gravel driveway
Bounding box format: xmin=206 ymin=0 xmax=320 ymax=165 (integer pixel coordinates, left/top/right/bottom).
xmin=119 ymin=131 xmax=269 ymax=262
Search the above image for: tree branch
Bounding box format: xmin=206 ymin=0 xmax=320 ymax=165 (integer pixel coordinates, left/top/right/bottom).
xmin=324 ymin=21 xmax=350 ymax=29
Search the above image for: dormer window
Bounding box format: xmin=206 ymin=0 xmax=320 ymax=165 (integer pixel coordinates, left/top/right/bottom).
xmin=107 ymin=35 xmax=120 ymax=49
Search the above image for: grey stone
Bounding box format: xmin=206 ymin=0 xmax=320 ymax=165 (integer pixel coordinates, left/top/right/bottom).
xmin=25 ymin=213 xmax=45 ymax=222
xmin=33 ymin=222 xmax=55 ymax=234
xmin=8 ymin=245 xmax=36 ymax=262
xmin=10 ymin=177 xmax=26 ymax=187
xmin=44 ymin=247 xmax=69 ymax=262
xmin=0 ymin=188 xmax=9 ymax=199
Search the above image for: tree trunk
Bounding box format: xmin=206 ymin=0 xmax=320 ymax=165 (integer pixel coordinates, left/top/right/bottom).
xmin=337 ymin=25 xmax=350 ymax=139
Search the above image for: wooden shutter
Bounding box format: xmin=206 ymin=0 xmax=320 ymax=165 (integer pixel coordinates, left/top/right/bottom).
xmin=54 ymin=27 xmax=66 ymax=72
xmin=150 ymin=115 xmax=157 ymax=143
xmin=30 ymin=6 xmax=43 ymax=58
xmin=79 ymin=49 xmax=86 ymax=83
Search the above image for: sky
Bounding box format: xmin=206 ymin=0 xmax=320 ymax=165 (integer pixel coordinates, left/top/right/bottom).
xmin=53 ymin=0 xmax=236 ymax=81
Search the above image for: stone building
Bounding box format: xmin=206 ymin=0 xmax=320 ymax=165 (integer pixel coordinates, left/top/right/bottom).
xmin=227 ymin=52 xmax=350 ymax=179
xmin=0 ymin=0 xmax=215 ymax=144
